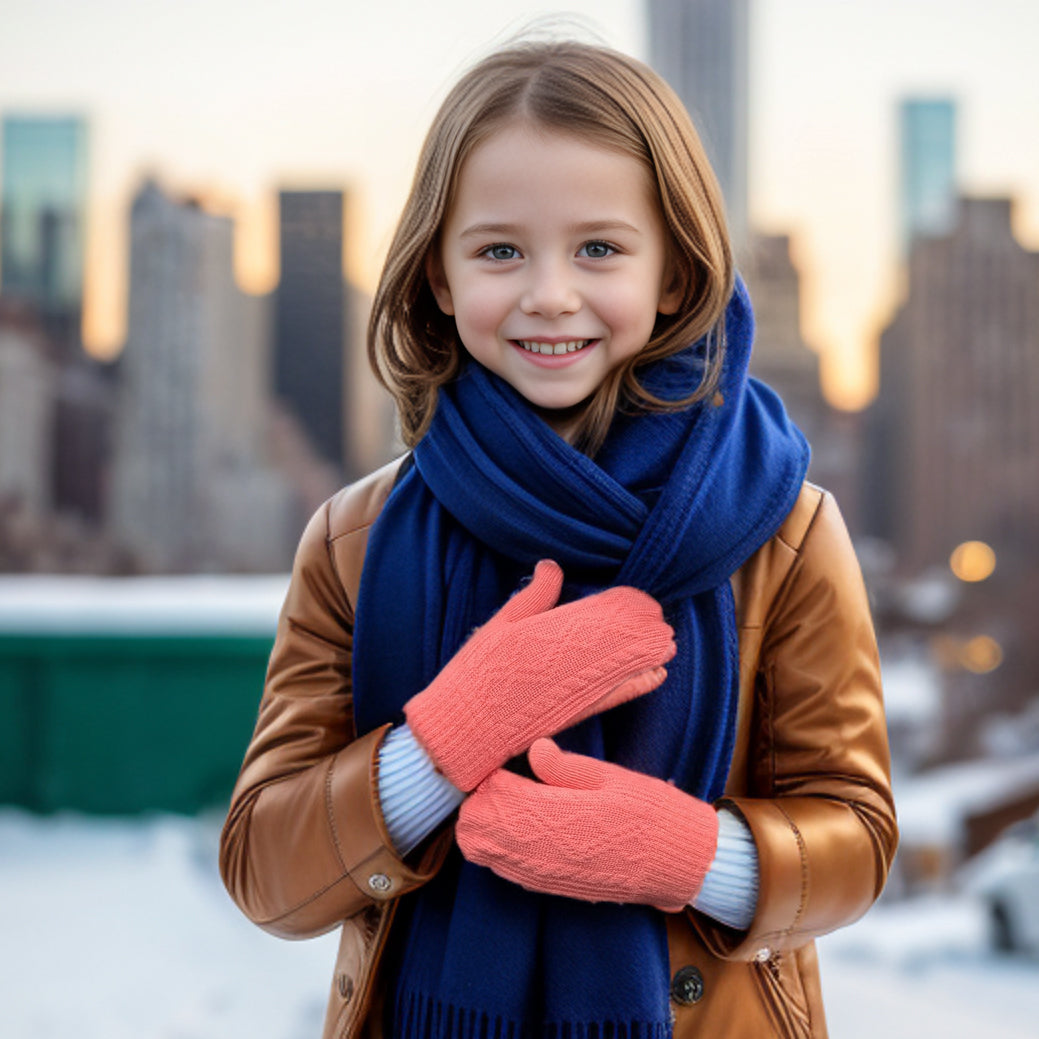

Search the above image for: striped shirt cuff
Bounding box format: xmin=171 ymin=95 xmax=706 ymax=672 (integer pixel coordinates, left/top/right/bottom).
xmin=377 ymin=723 xmax=465 ymax=856
xmin=691 ymin=807 xmax=760 ymax=930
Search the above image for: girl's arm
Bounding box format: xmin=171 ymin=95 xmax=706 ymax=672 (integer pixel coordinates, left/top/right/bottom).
xmin=219 ymin=496 xmax=450 ymax=940
xmin=220 ymin=477 xmax=674 ymax=939
xmin=695 ymin=491 xmax=898 ymax=960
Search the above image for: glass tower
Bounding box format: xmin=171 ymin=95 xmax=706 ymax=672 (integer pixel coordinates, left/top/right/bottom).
xmin=899 ymin=99 xmax=957 ymax=252
xmin=0 ymin=115 xmax=88 ymax=339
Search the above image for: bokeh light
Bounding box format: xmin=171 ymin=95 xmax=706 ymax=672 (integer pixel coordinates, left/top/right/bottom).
xmin=949 ymin=540 xmax=997 ymax=582
xmin=960 ymin=635 xmax=1003 ymax=674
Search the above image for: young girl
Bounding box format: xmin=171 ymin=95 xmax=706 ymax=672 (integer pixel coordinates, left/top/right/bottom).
xmin=221 ymin=40 xmax=897 ymax=1039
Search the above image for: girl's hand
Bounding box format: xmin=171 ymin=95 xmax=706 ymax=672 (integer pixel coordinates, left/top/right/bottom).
xmin=455 ymin=738 xmax=719 ymax=912
xmin=404 ymin=560 xmax=675 ymax=792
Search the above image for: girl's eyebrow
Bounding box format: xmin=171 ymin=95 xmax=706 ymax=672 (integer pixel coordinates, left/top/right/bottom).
xmin=459 ymin=220 xmax=642 ymax=239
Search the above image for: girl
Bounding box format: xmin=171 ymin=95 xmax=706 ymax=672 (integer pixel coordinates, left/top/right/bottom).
xmin=221 ymin=39 xmax=897 ymax=1039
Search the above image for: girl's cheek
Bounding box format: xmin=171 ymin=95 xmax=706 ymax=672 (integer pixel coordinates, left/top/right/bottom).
xmin=465 ymin=291 xmax=512 ymax=328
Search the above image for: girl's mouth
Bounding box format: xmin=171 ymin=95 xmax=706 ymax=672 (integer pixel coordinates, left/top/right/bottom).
xmin=514 ymin=339 xmax=594 ymax=356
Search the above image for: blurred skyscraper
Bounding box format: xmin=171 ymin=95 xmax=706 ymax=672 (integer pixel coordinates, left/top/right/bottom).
xmin=742 ymin=234 xmax=823 ymax=436
xmin=274 ymin=191 xmax=347 ymax=472
xmin=647 ymin=0 xmax=749 ymax=249
xmin=0 ymin=304 xmax=54 ymax=518
xmin=899 ymin=99 xmax=958 ymax=253
xmin=738 ymin=233 xmax=866 ymax=525
xmin=110 ymin=180 xmax=292 ymax=571
xmin=0 ymin=115 xmax=88 ymax=353
xmin=0 ymin=113 xmax=113 ymax=528
xmin=874 ymin=197 xmax=1039 ymax=574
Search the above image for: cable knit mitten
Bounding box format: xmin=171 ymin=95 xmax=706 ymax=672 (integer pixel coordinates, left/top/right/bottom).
xmin=456 ymin=738 xmax=720 ymax=912
xmin=404 ymin=560 xmax=676 ymax=792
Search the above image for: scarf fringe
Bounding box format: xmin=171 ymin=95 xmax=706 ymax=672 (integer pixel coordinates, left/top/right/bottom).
xmin=394 ymin=989 xmax=674 ymax=1039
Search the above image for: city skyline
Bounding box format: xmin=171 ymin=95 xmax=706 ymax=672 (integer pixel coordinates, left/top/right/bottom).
xmin=1 ymin=0 xmax=1038 ymax=408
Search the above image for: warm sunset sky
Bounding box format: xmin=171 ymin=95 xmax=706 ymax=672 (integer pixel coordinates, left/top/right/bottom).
xmin=2 ymin=0 xmax=1037 ymax=407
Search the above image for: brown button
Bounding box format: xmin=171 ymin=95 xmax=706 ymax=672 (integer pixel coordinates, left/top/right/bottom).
xmin=337 ymin=973 xmax=354 ymax=1001
xmin=671 ymin=965 xmax=705 ymax=1006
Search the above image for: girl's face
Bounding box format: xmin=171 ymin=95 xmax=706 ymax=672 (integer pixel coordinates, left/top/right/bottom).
xmin=427 ymin=122 xmax=682 ymax=430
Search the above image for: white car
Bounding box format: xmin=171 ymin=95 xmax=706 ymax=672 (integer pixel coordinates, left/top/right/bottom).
xmin=961 ymin=811 xmax=1039 ymax=954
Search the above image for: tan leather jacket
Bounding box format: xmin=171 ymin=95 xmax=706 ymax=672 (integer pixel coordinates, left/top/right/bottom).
xmin=220 ymin=458 xmax=897 ymax=1039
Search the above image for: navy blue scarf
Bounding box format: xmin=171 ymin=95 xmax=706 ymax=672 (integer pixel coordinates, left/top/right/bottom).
xmin=353 ymin=279 xmax=809 ymax=1039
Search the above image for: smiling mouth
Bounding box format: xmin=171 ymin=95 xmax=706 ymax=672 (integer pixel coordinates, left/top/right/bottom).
xmin=514 ymin=339 xmax=594 ymax=356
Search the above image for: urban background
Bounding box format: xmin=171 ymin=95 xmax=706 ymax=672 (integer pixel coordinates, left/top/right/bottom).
xmin=1 ymin=1 xmax=1039 ymax=1036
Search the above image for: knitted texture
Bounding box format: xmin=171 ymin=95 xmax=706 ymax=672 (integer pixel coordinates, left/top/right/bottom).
xmin=457 ymin=738 xmax=720 ymax=912
xmin=404 ymin=560 xmax=675 ymax=792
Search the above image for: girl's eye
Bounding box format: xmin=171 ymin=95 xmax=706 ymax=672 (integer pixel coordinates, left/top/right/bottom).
xmin=579 ymin=241 xmax=614 ymax=259
xmin=484 ymin=243 xmax=519 ymax=261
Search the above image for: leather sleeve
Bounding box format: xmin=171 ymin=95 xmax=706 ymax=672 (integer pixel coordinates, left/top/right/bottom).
xmin=695 ymin=493 xmax=898 ymax=960
xmin=219 ymin=497 xmax=445 ymax=940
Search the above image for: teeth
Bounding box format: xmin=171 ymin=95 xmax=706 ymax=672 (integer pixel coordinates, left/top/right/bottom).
xmin=518 ymin=339 xmax=590 ymax=354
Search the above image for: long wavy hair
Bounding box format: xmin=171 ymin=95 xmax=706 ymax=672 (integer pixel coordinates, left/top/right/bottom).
xmin=368 ymin=39 xmax=734 ymax=456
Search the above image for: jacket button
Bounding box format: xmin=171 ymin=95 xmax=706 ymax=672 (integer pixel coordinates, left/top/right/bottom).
xmin=670 ymin=965 xmax=705 ymax=1006
xmin=337 ymin=973 xmax=354 ymax=1001
xmin=754 ymin=947 xmax=772 ymax=963
xmin=368 ymin=873 xmax=393 ymax=893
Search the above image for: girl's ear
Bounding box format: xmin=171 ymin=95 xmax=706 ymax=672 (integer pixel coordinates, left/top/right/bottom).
xmin=657 ymin=266 xmax=685 ymax=316
xmin=425 ymin=250 xmax=455 ymax=316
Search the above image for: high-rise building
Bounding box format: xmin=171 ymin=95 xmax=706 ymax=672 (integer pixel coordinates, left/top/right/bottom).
xmin=873 ymin=196 xmax=1039 ymax=574
xmin=51 ymin=359 xmax=115 ymax=525
xmin=0 ymin=115 xmax=88 ymax=351
xmin=110 ymin=180 xmax=292 ymax=571
xmin=274 ymin=191 xmax=347 ymax=471
xmin=0 ymin=302 xmax=54 ymax=517
xmin=873 ymin=197 xmax=1039 ymax=759
xmin=741 ymin=233 xmax=864 ymax=530
xmin=743 ymin=234 xmax=823 ymax=435
xmin=647 ymin=0 xmax=750 ymax=249
xmin=899 ymin=99 xmax=957 ymax=253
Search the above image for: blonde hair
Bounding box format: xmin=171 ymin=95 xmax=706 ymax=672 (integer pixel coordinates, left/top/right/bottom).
xmin=368 ymin=39 xmax=734 ymax=455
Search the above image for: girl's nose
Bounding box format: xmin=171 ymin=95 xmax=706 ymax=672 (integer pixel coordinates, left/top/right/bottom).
xmin=519 ymin=262 xmax=580 ymax=318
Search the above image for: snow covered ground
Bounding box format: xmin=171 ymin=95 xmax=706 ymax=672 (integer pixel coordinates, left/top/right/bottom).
xmin=1 ymin=809 xmax=1037 ymax=1039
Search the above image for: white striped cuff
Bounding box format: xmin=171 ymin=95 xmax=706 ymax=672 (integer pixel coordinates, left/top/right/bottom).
xmin=691 ymin=807 xmax=760 ymax=930
xmin=377 ymin=723 xmax=465 ymax=856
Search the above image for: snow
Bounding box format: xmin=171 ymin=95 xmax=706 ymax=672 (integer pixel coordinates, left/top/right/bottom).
xmin=879 ymin=653 xmax=940 ymax=726
xmin=0 ymin=575 xmax=289 ymax=635
xmin=2 ymin=810 xmax=1037 ymax=1039
xmin=893 ymin=753 xmax=1039 ymax=846
xmin=0 ymin=809 xmax=338 ymax=1038
xmin=819 ymin=896 xmax=1039 ymax=1039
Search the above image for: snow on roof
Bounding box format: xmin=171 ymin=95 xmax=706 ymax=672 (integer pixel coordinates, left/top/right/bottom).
xmin=0 ymin=574 xmax=290 ymax=635
xmin=895 ymin=753 xmax=1039 ymax=847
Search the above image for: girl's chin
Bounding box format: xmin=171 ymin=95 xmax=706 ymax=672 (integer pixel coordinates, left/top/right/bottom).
xmin=529 ymin=398 xmax=593 ymax=440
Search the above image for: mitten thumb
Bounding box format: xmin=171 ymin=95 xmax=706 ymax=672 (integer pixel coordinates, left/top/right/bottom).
xmin=528 ymin=738 xmax=608 ymax=791
xmin=494 ymin=560 xmax=564 ymax=623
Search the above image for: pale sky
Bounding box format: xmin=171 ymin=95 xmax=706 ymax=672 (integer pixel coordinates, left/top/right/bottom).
xmin=2 ymin=0 xmax=1038 ymax=407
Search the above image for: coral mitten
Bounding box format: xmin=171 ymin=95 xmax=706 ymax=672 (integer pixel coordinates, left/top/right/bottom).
xmin=404 ymin=560 xmax=675 ymax=792
xmin=456 ymin=738 xmax=720 ymax=912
